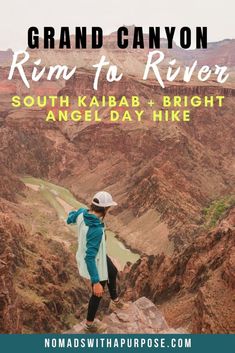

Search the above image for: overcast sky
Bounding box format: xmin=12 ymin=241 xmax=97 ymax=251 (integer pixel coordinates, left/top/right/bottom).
xmin=0 ymin=0 xmax=234 ymax=50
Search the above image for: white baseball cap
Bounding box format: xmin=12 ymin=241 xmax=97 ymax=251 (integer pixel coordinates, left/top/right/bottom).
xmin=92 ymin=191 xmax=117 ymax=207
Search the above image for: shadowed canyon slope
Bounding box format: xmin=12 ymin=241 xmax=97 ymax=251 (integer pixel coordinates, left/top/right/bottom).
xmin=0 ymin=188 xmax=89 ymax=333
xmin=0 ymin=35 xmax=235 ymax=332
xmin=122 ymin=207 xmax=235 ymax=333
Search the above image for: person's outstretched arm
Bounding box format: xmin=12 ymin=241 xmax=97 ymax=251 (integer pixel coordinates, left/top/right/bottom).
xmin=66 ymin=208 xmax=86 ymax=224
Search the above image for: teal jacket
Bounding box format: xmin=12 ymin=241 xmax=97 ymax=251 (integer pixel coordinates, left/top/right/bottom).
xmin=67 ymin=208 xmax=108 ymax=283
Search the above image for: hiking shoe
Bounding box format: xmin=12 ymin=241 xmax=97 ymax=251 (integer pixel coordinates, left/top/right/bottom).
xmin=83 ymin=321 xmax=107 ymax=333
xmin=109 ymin=298 xmax=129 ymax=311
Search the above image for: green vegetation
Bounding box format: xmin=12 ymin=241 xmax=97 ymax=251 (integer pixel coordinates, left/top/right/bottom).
xmin=203 ymin=195 xmax=235 ymax=228
xmin=16 ymin=286 xmax=44 ymax=304
xmin=61 ymin=312 xmax=79 ymax=329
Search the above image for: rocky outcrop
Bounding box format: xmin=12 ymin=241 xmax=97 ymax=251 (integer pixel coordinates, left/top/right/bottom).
xmin=122 ymin=207 xmax=235 ymax=333
xmin=0 ymin=166 xmax=25 ymax=202
xmin=0 ymin=210 xmax=89 ymax=333
xmin=59 ymin=69 xmax=235 ymax=98
xmin=0 ymin=212 xmax=22 ymax=333
xmin=177 ymin=39 xmax=235 ymax=67
xmin=67 ymin=297 xmax=184 ymax=334
xmin=0 ymin=49 xmax=13 ymax=66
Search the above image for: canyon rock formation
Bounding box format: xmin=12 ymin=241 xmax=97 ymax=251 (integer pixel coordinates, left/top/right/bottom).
xmin=0 ymin=199 xmax=89 ymax=333
xmin=0 ymin=33 xmax=234 ymax=332
xmin=67 ymin=297 xmax=184 ymax=334
xmin=122 ymin=207 xmax=235 ymax=333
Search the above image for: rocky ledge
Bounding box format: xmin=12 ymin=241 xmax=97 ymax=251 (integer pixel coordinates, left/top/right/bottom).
xmin=67 ymin=297 xmax=185 ymax=334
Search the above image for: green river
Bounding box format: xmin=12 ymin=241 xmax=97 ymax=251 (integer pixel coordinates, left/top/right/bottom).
xmin=21 ymin=177 xmax=140 ymax=269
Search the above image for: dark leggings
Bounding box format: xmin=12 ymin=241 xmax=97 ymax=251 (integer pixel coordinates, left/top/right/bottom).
xmin=87 ymin=256 xmax=118 ymax=322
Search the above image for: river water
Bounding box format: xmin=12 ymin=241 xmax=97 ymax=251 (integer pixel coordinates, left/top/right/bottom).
xmin=21 ymin=176 xmax=140 ymax=269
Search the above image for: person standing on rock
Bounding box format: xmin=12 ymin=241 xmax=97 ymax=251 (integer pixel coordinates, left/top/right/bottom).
xmin=67 ymin=191 xmax=127 ymax=333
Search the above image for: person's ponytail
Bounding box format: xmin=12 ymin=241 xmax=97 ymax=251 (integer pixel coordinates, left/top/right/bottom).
xmin=90 ymin=198 xmax=109 ymax=219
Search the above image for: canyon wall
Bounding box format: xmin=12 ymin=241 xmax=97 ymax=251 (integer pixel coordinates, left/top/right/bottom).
xmin=121 ymin=207 xmax=235 ymax=333
xmin=0 ymin=35 xmax=234 ymax=332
